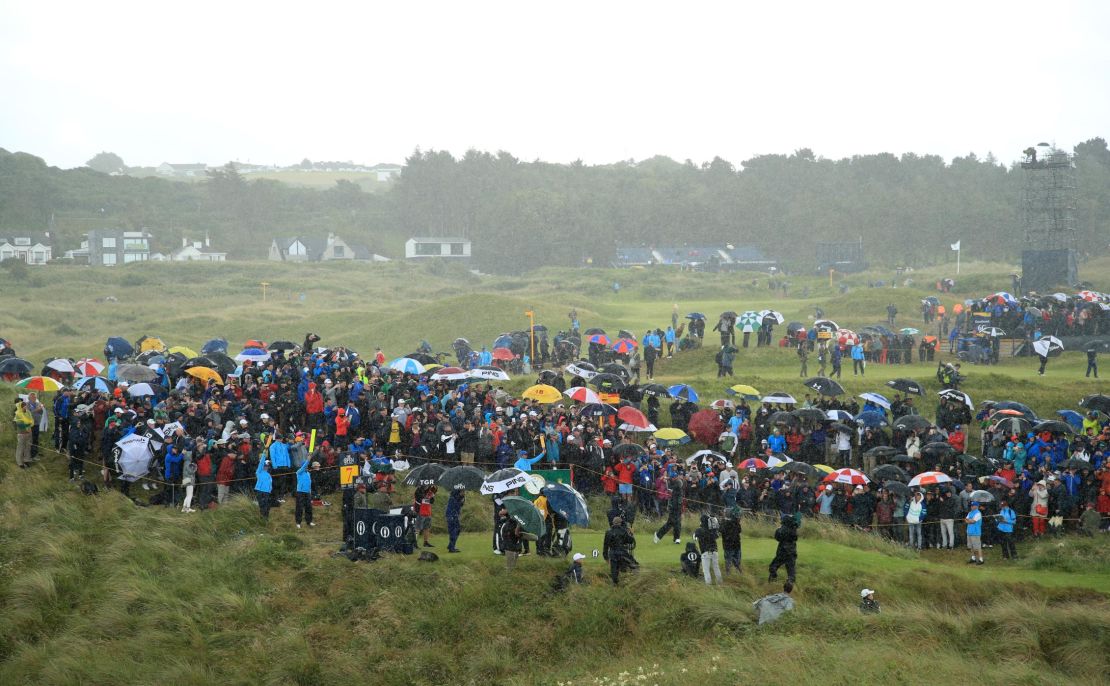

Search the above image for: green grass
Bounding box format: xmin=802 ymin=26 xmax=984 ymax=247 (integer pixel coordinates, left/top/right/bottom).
xmin=2 ymin=261 xmax=1110 ymax=684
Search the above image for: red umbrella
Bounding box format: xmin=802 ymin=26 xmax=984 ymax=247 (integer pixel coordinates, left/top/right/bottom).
xmin=617 ymin=406 xmax=649 ymax=429
xmin=822 ymin=468 xmax=870 ymax=486
xmin=244 ymin=339 xmax=266 ymax=349
xmin=688 ymin=409 xmax=724 ymax=446
xmin=738 ymin=458 xmax=768 ymax=469
xmin=565 ymin=386 xmax=601 ymax=404
xmin=492 ymin=347 xmax=515 ymax=361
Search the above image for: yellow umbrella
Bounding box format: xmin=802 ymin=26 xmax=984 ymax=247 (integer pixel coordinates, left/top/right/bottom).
xmin=424 ymin=363 xmax=444 ymax=372
xmin=168 ymin=345 xmax=198 ymax=358
xmin=185 ymin=366 xmax=223 ymax=385
xmin=139 ymin=337 xmax=166 ymax=353
xmin=812 ymin=464 xmax=835 ymax=475
xmin=727 ymin=384 xmax=761 ymax=401
xmin=522 ymin=384 xmax=562 ymax=404
xmin=653 ymin=427 xmax=690 ymax=446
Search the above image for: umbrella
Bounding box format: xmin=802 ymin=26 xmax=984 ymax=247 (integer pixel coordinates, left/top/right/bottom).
xmin=185 ymin=366 xmax=223 ymax=385
xmin=883 ymin=480 xmax=911 ymax=496
xmin=813 ymin=319 xmax=839 ymax=332
xmin=15 ymin=376 xmax=63 ymax=392
xmin=830 ymin=422 xmax=855 ymax=433
xmin=578 ymin=403 xmax=618 ymax=418
xmin=598 ymin=363 xmax=632 ymax=380
xmin=686 ymin=449 xmax=728 ymax=467
xmin=920 ymin=442 xmax=956 ymax=459
xmin=73 ymin=376 xmax=111 ymax=393
xmin=685 ymin=312 xmax=707 ymax=321
xmin=135 ymin=350 xmax=165 ymax=366
xmin=565 ymin=386 xmax=601 ymax=404
xmin=854 ymin=411 xmax=887 ymax=428
xmin=777 ymin=461 xmax=817 ymax=478
xmin=637 ymin=383 xmax=670 ymax=399
xmin=1032 ymin=336 xmax=1064 ymax=356
xmin=957 ymin=453 xmax=984 ymax=466
xmin=492 ymin=347 xmax=515 ymax=361
xmin=837 ymin=329 xmax=860 ymax=346
xmin=136 ymin=336 xmax=166 ymax=353
xmin=1059 ymin=458 xmax=1093 ymax=471
xmin=762 ymin=391 xmax=796 ymax=405
xmin=431 ymin=366 xmax=470 ymax=381
xmin=736 ymin=311 xmax=762 ymax=333
xmin=74 ymin=358 xmax=105 ymax=376
xmin=803 ymin=377 xmax=844 ymax=396
xmin=786 ymin=322 xmax=806 ymax=335
xmin=522 ymin=384 xmax=562 ymax=404
xmin=886 ymin=378 xmax=924 ymax=396
xmin=865 ymin=446 xmax=898 ymax=459
xmin=587 ymin=334 xmax=611 ymax=346
xmin=235 ymin=348 xmax=271 ymax=364
xmin=812 ymin=464 xmax=835 ymax=475
xmin=653 ymin=427 xmax=690 ymax=446
xmin=45 ymin=358 xmax=75 ymax=374
xmin=619 ymin=422 xmax=657 ymax=433
xmin=1056 ymin=410 xmax=1084 ymax=431
xmin=584 ymin=328 xmax=606 ymax=336
xmin=1032 ymin=419 xmax=1074 ymax=435
xmin=438 ymin=466 xmax=487 ymax=491
xmin=738 ymin=458 xmax=768 ymax=470
xmin=986 ymin=475 xmax=1014 ymax=489
xmin=981 ymin=327 xmax=1006 ymax=338
xmin=859 ymin=392 xmax=891 ymax=410
xmin=908 ymin=471 xmax=953 ymax=487
xmin=617 ymin=406 xmax=650 ymax=429
xmin=1084 ymin=340 xmax=1110 ymax=353
xmin=0 ymin=357 xmax=34 ymax=376
xmin=871 ymin=464 xmax=909 ymax=482
xmin=890 ymin=454 xmax=917 ymax=464
xmin=899 ymin=327 xmax=921 ymax=335
xmin=667 ymin=384 xmax=699 ymax=402
xmin=116 ymin=364 xmax=158 ymax=383
xmin=1080 ymin=394 xmax=1110 ymax=414
xmin=688 ymin=409 xmax=724 ymax=444
xmin=127 ymin=383 xmax=161 ymax=397
xmin=969 ymin=490 xmax=994 ymax=503
xmin=404 ymin=463 xmax=447 ymax=487
xmin=991 ymin=401 xmax=1035 ymax=421
xmin=611 ymin=338 xmax=637 ymax=355
xmin=710 ymin=399 xmax=735 ymax=411
xmin=114 ymin=434 xmax=153 ymax=482
xmin=938 ymin=389 xmax=974 ymax=410
xmin=470 ymin=367 xmax=511 ymax=382
xmin=387 ymin=357 xmax=426 ymax=374
xmin=542 ymin=483 xmax=590 ymax=527
xmin=502 ymin=496 xmax=546 ymax=537
xmin=823 ymin=468 xmax=870 ymax=486
xmin=888 ymin=412 xmax=932 ymax=430
xmin=405 ymin=352 xmax=438 ymax=365
xmin=826 ymin=409 xmax=854 ymax=423
xmin=759 ymin=309 xmax=785 ymax=325
xmin=481 ymin=468 xmax=530 ymax=495
xmin=767 ymin=410 xmax=799 ymax=427
xmin=990 ymin=417 xmax=1031 ymax=435
xmin=267 ymin=340 xmax=298 ymax=352
xmin=104 ymin=337 xmax=134 ymax=359
xmin=242 ymin=338 xmax=266 ymax=349
xmin=791 ymin=408 xmax=826 ymax=423
xmin=167 ymin=345 xmax=198 ymax=358
xmin=565 ymin=362 xmax=597 ymax=379
xmin=612 ymin=444 xmax=646 ymax=460
xmin=201 ymin=338 xmax=228 ymax=355
xmin=726 ymin=384 xmax=761 ymax=401
xmin=590 ymin=373 xmax=627 ymax=391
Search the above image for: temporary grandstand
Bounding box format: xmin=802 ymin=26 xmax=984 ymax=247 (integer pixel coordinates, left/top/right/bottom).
xmin=613 ymin=244 xmax=776 ymax=271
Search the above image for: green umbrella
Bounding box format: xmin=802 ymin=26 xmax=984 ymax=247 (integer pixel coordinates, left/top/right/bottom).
xmin=736 ymin=311 xmax=762 ymax=333
xmin=502 ymin=496 xmax=546 ymax=537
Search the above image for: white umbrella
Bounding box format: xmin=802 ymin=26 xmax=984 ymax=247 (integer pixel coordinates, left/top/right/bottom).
xmin=859 ymin=392 xmax=891 ymax=410
xmin=480 ymin=468 xmax=530 ymax=495
xmin=46 ymin=358 xmax=75 ymax=373
xmin=618 ymin=422 xmax=657 ymax=432
xmin=710 ymin=399 xmax=735 ymax=410
xmin=127 ymin=383 xmax=158 ymax=397
xmin=938 ymin=389 xmax=973 ymax=410
xmin=759 ymin=309 xmax=785 ymax=325
xmin=762 ymin=392 xmax=796 ymax=404
xmin=907 ymin=471 xmax=953 ymax=487
xmin=470 ymin=367 xmax=510 ymax=382
xmin=564 ymin=386 xmax=601 ymax=404
xmin=685 ymin=449 xmax=728 ymax=466
xmin=565 ymin=363 xmax=597 ymax=380
xmin=114 ymin=434 xmax=153 ymax=482
xmin=1032 ymin=336 xmax=1064 ymax=356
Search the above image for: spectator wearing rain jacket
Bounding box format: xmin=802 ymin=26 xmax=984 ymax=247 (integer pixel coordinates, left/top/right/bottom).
xmin=255 ymin=458 xmax=273 ymax=519
xmin=514 ymin=450 xmax=544 ymax=472
xmin=294 ymin=458 xmax=314 ymax=527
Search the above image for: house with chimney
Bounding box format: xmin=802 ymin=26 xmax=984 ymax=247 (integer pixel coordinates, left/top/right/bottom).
xmin=0 ymin=232 xmax=52 ymax=265
xmin=172 ymin=233 xmax=227 ymax=262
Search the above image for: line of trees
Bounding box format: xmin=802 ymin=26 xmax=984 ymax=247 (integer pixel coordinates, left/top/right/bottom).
xmin=1 ymin=139 xmax=1108 ymax=273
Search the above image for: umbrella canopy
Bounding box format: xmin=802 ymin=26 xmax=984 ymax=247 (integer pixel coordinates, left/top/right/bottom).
xmin=1058 ymin=457 xmax=1094 ymax=471
xmin=137 ymin=336 xmax=166 ymax=353
xmin=127 ymin=382 xmax=162 ymax=397
xmin=667 ymin=384 xmax=699 ymax=402
xmin=813 ymin=319 xmax=839 ymax=332
xmin=859 ymin=392 xmax=891 ymax=409
xmin=73 ymin=376 xmax=112 ymax=393
xmin=1085 ymin=340 xmax=1110 ymax=353
xmin=185 ymin=366 xmax=223 ymax=385
xmin=267 ymin=340 xmax=298 ymax=352
xmin=590 ymin=373 xmax=627 ymax=391
xmin=826 ymin=409 xmax=854 ymax=423
xmin=736 ymin=311 xmax=762 ymax=332
xmin=786 ymin=321 xmax=806 ymax=335
xmin=564 ymin=362 xmax=597 ymax=379
xmin=469 ymin=367 xmax=511 ymax=382
xmin=387 ymin=357 xmax=426 ymax=374
xmin=104 ymin=337 xmax=134 ymax=359
xmin=854 ymin=411 xmax=887 ymax=428
xmin=201 ymin=338 xmax=228 ymax=355
xmin=990 ymin=400 xmax=1036 ymax=421
xmin=884 ymin=480 xmax=911 ymax=497
xmin=791 ymin=408 xmax=826 ymax=423
xmin=886 ymin=378 xmax=925 ymax=396
xmin=1032 ymin=336 xmax=1064 ymax=356
xmin=920 ymin=441 xmax=956 ymax=459
xmin=908 ymin=471 xmax=952 ymax=487
xmin=762 ymin=391 xmax=796 ymax=405
xmin=1032 ymin=419 xmax=1074 ymax=435
xmin=492 ymin=347 xmax=515 ymax=361
xmin=776 ymin=461 xmax=817 ymax=478
xmin=1055 ymin=409 xmax=1085 ymax=431
xmin=502 ymin=495 xmax=546 ymax=537
xmin=803 ymin=377 xmax=844 ymax=396
xmin=865 ymin=445 xmax=899 ymax=460
xmin=639 ymin=383 xmax=671 ymax=399
xmin=135 ymin=350 xmax=165 ymax=366
xmin=74 ymin=358 xmax=105 ymax=376
xmin=15 ymin=376 xmax=63 ymax=392
xmin=653 ymin=427 xmax=690 ymax=446
xmin=899 ymin=327 xmax=921 ymax=335
xmin=438 ymin=465 xmax=487 ymax=491
xmin=617 ymin=406 xmax=650 ymax=429
xmin=481 ymin=468 xmax=530 ymax=495
xmin=688 ymin=409 xmax=724 ymax=444
xmin=542 ymin=483 xmax=590 ymax=527
xmin=686 ymin=312 xmax=707 ymax=320
xmin=985 ymin=475 xmax=1014 ymax=489
xmin=587 ymin=334 xmax=611 ymax=346
xmin=565 ymin=386 xmax=601 ymax=404
xmin=583 ymin=327 xmax=606 ymax=336
xmin=871 ymin=464 xmax=909 ymax=482
xmin=522 ymin=384 xmax=562 ymax=404
xmin=116 ymin=364 xmax=158 ymax=383
xmin=823 ymin=468 xmax=870 ymax=486
xmin=738 ymin=458 xmax=768 ymax=470
xmin=969 ymin=490 xmax=994 ymax=503
xmin=611 ymin=338 xmax=637 ymax=355
xmin=710 ymin=399 xmax=735 ymax=411
xmin=598 ymin=363 xmax=632 ymax=380
xmin=167 ymin=345 xmax=198 ymax=358
xmin=612 ymin=444 xmax=646 ymax=461
xmin=990 ymin=416 xmax=1032 ymax=435
xmin=235 ymin=348 xmax=272 ymax=364
xmin=578 ymin=403 xmax=618 ymax=418
xmin=404 ymin=463 xmax=447 ymax=487
xmin=686 ymin=449 xmax=729 ymax=467
xmin=1080 ymin=394 xmax=1110 ymax=414
xmin=726 ymin=384 xmax=761 ymax=401
xmin=890 ymin=454 xmax=918 ymax=464
xmin=431 ymin=366 xmax=469 ymax=381
xmin=938 ymin=389 xmax=974 ymax=410
xmin=759 ymin=309 xmax=785 ymax=325
xmin=767 ymin=410 xmax=799 ymax=427
xmin=981 ymin=327 xmax=1006 ymax=338
xmin=0 ymin=357 xmax=34 ymax=376
xmin=45 ymin=358 xmax=75 ymax=374
xmin=114 ymin=434 xmax=153 ymax=482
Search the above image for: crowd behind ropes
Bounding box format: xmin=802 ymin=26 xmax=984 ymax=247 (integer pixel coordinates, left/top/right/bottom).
xmin=5 ymin=301 xmax=1110 ymax=557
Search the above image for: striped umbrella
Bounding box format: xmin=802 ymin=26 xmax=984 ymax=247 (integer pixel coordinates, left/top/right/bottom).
xmin=15 ymin=376 xmax=63 ymax=392
xmin=907 ymin=471 xmax=953 ymax=487
xmin=611 ymin=338 xmax=637 ymax=355
xmin=73 ymin=376 xmax=112 ymax=393
xmin=837 ymin=329 xmax=860 ymax=346
xmin=235 ymin=348 xmax=271 ymax=364
xmin=75 ymin=358 xmax=105 ymax=376
xmin=822 ymin=468 xmax=870 ymax=486
xmin=588 ymin=334 xmax=611 ymax=346
xmin=564 ymin=386 xmax=601 ymax=404
xmin=430 ymin=366 xmax=469 ymax=381
xmin=737 ymin=311 xmax=762 ymax=333
xmin=387 ymin=357 xmax=426 ymax=374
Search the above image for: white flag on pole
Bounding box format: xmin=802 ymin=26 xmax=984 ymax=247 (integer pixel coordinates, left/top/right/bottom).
xmin=950 ymin=240 xmax=961 ymax=251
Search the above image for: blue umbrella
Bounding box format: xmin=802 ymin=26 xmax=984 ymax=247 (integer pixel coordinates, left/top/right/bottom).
xmin=493 ymin=334 xmax=514 ymax=349
xmin=579 ymin=403 xmax=618 ymax=418
xmin=854 ymin=410 xmax=888 ymax=428
xmin=104 ymin=336 xmax=134 ymax=360
xmin=235 ymin=348 xmax=271 ymax=364
xmin=73 ymin=376 xmax=111 ymax=393
xmin=1056 ymin=410 xmax=1084 ymax=431
xmin=543 ymin=483 xmax=590 ymax=527
xmin=826 ymin=409 xmax=854 ymax=423
xmin=201 ymin=338 xmax=228 ymax=355
xmin=668 ymin=384 xmax=699 ymax=403
xmin=387 ymin=357 xmax=425 ymax=374
xmin=685 ymin=312 xmax=706 ymax=320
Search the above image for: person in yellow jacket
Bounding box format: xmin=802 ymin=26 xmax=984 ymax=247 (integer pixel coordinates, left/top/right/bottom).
xmin=534 ymin=492 xmax=553 ymax=555
xmin=13 ymin=398 xmax=34 ymax=468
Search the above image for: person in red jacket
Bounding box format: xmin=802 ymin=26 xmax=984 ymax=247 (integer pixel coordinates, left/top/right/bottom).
xmin=304 ymin=382 xmax=324 ymax=431
xmin=614 ymin=454 xmax=637 ymax=507
xmin=196 ymin=450 xmax=215 ymax=509
xmin=947 ymin=425 xmax=966 ymax=453
xmin=334 ymin=407 xmax=351 ymax=449
xmin=216 ymin=451 xmax=236 ymax=504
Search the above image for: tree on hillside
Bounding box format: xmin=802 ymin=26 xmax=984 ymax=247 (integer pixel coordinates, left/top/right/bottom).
xmin=86 ymin=152 xmax=126 ymax=174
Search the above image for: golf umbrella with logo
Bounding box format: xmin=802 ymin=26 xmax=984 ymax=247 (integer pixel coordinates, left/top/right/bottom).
xmin=893 ymin=414 xmax=932 ymax=432
xmin=803 ymin=377 xmax=844 ymax=396
xmin=653 ymin=427 xmax=690 ymax=446
xmin=438 ymin=466 xmax=487 ymax=491
xmin=481 ymin=468 xmax=530 ymax=495
xmin=859 ymin=392 xmax=891 ymax=409
xmin=564 ymin=386 xmax=601 ymax=404
xmin=938 ymin=389 xmax=973 ymax=410
xmin=737 ymin=311 xmax=762 ymax=332
xmin=470 ymin=366 xmax=511 ymax=381
xmin=75 ymin=358 xmax=105 ymax=376
xmin=886 ymin=378 xmax=925 ymax=396
xmin=907 ymin=471 xmax=953 ymax=487
xmin=822 ymin=468 xmax=870 ymax=486
xmin=542 ymin=483 xmax=590 ymax=527
xmin=640 ymin=383 xmax=672 ymax=398
xmin=404 ymin=463 xmax=447 ymax=487
xmin=590 ymin=373 xmax=626 ymax=391
xmin=1032 ymin=336 xmax=1064 ymax=356
xmin=522 ymin=384 xmax=562 ymax=404
xmin=565 ymin=362 xmax=597 ymax=379
xmin=114 ymin=433 xmax=153 ymax=482
xmin=502 ymin=496 xmax=546 ymax=537
xmin=667 ymin=384 xmax=699 ymax=402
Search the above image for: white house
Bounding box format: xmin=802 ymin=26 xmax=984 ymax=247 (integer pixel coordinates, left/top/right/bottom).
xmin=172 ymin=234 xmax=227 ymax=262
xmin=370 ymin=163 xmax=403 ymax=182
xmin=0 ymin=233 xmax=52 ymax=265
xmin=404 ymin=237 xmax=471 ymax=259
xmin=157 ymin=163 xmax=209 ymax=177
xmin=269 ymin=234 xmax=358 ymax=262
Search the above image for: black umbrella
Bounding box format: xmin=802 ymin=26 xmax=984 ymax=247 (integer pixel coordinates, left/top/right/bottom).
xmin=1085 ymin=340 xmax=1110 ymax=353
xmin=1080 ymin=394 xmax=1110 ymax=414
xmin=956 ymin=453 xmax=983 ymax=466
xmin=991 ymin=401 xmax=1037 ymax=422
xmin=883 ymin=480 xmax=911 ymax=496
xmin=641 ymin=383 xmax=672 ymax=398
xmin=886 ymin=378 xmax=925 ymax=396
xmin=872 ymin=464 xmax=909 ymax=482
xmin=1032 ymin=419 xmax=1074 ymax=435
xmin=115 ymin=364 xmax=159 ymax=383
xmin=778 ymin=461 xmax=818 ymax=478
xmin=537 ymin=369 xmax=561 ymax=380
xmin=579 ymin=403 xmax=619 ymax=418
xmin=598 ymin=363 xmax=631 ymax=380
xmin=803 ymin=377 xmax=845 ymax=396
xmin=584 ymin=328 xmax=606 ymax=336
xmin=404 ymin=463 xmax=447 ymax=487
xmin=830 ymin=422 xmax=855 ymax=433
xmin=406 ymin=352 xmax=438 ymax=365
xmin=767 ymin=411 xmax=799 ymax=427
xmin=890 ymin=454 xmax=917 ymax=464
xmin=268 ymin=340 xmax=298 ymax=351
xmin=1059 ymin=458 xmax=1093 ymax=470
xmin=865 ymin=446 xmax=899 ymax=459
xmin=613 ymin=443 xmax=646 ymax=460
xmin=920 ymin=441 xmax=956 ymax=459
xmin=589 ymin=373 xmax=627 ymax=390
xmin=438 ymin=465 xmax=486 ymax=491
xmin=720 ymin=311 xmax=738 ymax=319
xmin=893 ymin=415 xmax=932 ymax=432
xmin=617 ymin=330 xmax=634 ymax=340
xmin=990 ymin=417 xmax=1031 ymax=436
xmin=0 ymin=357 xmax=34 ymax=376
xmin=792 ymin=408 xmax=827 ymax=423
xmin=786 ymin=321 xmax=806 ymax=334
xmin=969 ymin=489 xmax=994 ymax=503
xmin=453 ymin=337 xmax=471 ymax=348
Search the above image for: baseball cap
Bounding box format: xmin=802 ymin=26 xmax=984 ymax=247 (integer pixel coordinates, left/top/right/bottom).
xmin=573 ymin=553 xmax=586 ymax=561
xmin=860 ymin=588 xmax=875 ymax=598
xmin=260 ymin=413 xmax=270 ymax=420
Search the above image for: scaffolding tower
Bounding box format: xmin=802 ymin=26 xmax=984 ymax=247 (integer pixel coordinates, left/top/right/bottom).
xmin=1020 ymin=147 xmax=1078 ymax=251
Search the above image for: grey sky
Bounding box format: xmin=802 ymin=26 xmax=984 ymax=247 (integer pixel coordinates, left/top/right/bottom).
xmin=2 ymin=0 xmax=1108 ymax=170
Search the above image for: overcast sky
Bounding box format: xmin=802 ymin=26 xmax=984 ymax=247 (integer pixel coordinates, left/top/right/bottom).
xmin=2 ymin=0 xmax=1108 ymax=170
